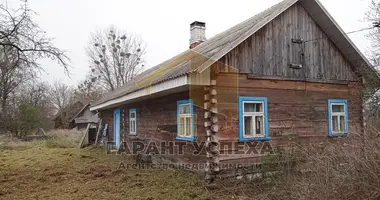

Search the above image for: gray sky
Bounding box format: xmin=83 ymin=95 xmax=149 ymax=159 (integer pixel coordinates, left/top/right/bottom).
xmin=27 ymin=0 xmax=372 ymax=86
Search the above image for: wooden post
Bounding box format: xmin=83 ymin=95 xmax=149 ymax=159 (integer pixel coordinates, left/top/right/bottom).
xmin=79 ymin=123 xmax=90 ymax=148
xmin=204 ymin=79 xmax=220 ymax=184
xmin=95 ymin=119 xmax=103 ymax=145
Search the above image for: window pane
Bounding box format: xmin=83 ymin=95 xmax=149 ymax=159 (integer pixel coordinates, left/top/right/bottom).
xmin=340 ymin=116 xmax=346 ymax=132
xmin=130 ymin=120 xmax=135 ymax=133
xmin=130 ymin=112 xmax=136 ymax=118
xmin=332 ymin=105 xmax=344 ymax=113
xmin=255 ymin=116 xmax=264 ymax=135
xmin=185 ymin=117 xmax=191 ymax=136
xmin=244 ymin=116 xmax=253 ymax=136
xmin=180 ymin=104 xmax=190 ymax=114
xmin=179 ymin=117 xmax=185 ymax=136
xmin=332 ymin=116 xmax=339 ymax=132
xmin=244 ymin=102 xmax=262 ymax=112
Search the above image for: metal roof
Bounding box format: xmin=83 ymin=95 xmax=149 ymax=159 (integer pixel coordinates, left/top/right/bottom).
xmin=92 ymin=0 xmax=379 ymax=109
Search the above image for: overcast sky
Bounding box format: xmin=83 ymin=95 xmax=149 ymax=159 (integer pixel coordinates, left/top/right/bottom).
xmin=25 ymin=0 xmax=372 ymax=86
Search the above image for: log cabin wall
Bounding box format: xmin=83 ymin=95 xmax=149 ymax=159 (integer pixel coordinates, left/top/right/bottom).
xmin=212 ymin=2 xmax=364 ymax=165
xmin=217 ymin=3 xmax=358 ymax=82
xmin=100 ymin=90 xmax=208 ymax=164
xmin=215 ymin=73 xmax=364 ymax=164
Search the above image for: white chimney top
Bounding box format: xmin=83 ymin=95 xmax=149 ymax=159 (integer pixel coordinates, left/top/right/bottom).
xmin=189 ymin=21 xmax=206 ymax=49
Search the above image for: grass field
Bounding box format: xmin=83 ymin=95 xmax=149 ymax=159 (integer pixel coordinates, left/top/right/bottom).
xmin=0 ymin=134 xmax=244 ymax=200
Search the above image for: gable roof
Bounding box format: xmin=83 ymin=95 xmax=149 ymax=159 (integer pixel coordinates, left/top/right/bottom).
xmin=52 ymin=101 xmax=85 ymax=122
xmin=91 ymin=0 xmax=379 ymax=110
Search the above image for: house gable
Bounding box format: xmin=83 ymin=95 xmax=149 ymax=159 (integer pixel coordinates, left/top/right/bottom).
xmin=217 ymin=3 xmax=358 ymax=82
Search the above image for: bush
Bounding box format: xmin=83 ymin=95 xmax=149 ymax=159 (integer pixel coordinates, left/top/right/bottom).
xmin=252 ymin=127 xmax=380 ymax=200
xmin=43 ymin=129 xmax=82 ymax=148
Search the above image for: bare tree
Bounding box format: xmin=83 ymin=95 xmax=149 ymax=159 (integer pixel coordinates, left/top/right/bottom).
xmin=75 ymin=77 xmax=104 ymax=103
xmin=18 ymin=81 xmax=52 ymax=112
xmin=0 ymin=46 xmax=35 ymax=113
xmin=0 ymin=1 xmax=69 ymax=70
xmin=49 ymin=81 xmax=75 ymax=114
xmin=86 ymin=26 xmax=145 ymax=91
xmin=0 ymin=0 xmax=70 ymax=132
xmin=365 ymin=1 xmax=380 ymax=119
xmin=366 ymin=1 xmax=380 ymax=67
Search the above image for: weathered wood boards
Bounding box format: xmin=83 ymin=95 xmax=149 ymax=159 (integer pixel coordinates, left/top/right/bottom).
xmin=95 ymin=119 xmax=103 ymax=145
xmin=218 ymin=3 xmax=357 ymax=82
xmin=215 ymin=73 xmax=364 ymax=163
xmin=79 ymin=124 xmax=91 ymax=148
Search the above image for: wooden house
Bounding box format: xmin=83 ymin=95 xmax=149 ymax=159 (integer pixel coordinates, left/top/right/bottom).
xmin=53 ymin=102 xmax=98 ymax=130
xmin=90 ymin=0 xmax=380 ymax=180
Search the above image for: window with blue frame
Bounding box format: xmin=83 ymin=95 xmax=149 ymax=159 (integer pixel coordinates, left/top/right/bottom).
xmin=177 ymin=99 xmax=194 ymax=141
xmin=238 ymin=96 xmax=269 ymax=141
xmin=328 ymin=99 xmax=348 ymax=137
xmin=129 ymin=108 xmax=137 ymax=135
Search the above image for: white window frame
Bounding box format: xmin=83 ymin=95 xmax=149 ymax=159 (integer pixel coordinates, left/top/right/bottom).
xmin=178 ymin=103 xmax=192 ymax=138
xmin=177 ymin=99 xmax=194 ymax=141
xmin=330 ymin=103 xmax=347 ymax=135
xmin=129 ymin=109 xmax=137 ymax=135
xmin=242 ymin=101 xmax=265 ymax=138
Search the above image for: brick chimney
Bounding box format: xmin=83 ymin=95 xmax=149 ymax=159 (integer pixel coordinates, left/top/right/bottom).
xmin=189 ymin=21 xmax=206 ymax=49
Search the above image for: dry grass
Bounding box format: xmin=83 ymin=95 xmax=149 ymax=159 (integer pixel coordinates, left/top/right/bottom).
xmin=241 ymin=124 xmax=380 ymax=200
xmin=2 ymin=126 xmax=380 ymax=200
xmin=43 ymin=129 xmax=83 ymax=148
xmin=0 ymin=132 xmax=246 ymax=200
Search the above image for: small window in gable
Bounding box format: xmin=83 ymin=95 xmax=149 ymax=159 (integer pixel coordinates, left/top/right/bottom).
xmin=177 ymin=99 xmax=194 ymax=141
xmin=129 ymin=109 xmax=137 ymax=135
xmin=239 ymin=97 xmax=269 ymax=141
xmin=328 ymin=100 xmax=348 ymax=137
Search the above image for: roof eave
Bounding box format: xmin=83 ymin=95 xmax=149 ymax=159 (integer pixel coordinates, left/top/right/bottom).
xmin=90 ymin=75 xmax=190 ymax=111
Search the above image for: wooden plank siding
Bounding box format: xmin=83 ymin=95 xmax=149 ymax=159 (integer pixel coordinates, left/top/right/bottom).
xmin=215 ymin=73 xmax=364 ymax=163
xmin=217 ymin=3 xmax=357 ymax=82
xmin=100 ymin=90 xmax=208 ymax=164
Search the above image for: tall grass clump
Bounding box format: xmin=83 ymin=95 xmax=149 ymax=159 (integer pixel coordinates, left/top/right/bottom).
xmin=43 ymin=129 xmax=83 ymax=148
xmin=251 ymin=122 xmax=380 ymax=200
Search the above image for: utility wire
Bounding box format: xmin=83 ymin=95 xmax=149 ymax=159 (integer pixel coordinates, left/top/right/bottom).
xmin=303 ymin=25 xmax=377 ymax=43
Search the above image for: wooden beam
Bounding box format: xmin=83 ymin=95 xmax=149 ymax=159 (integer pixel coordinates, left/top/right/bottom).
xmin=211 ymin=116 xmax=218 ymax=124
xmin=210 ymin=89 xmax=217 ymax=96
xmin=79 ymin=123 xmax=90 ymax=148
xmin=204 ymin=111 xmax=211 ymax=119
xmin=204 ymin=121 xmax=212 ymax=127
xmin=247 ymin=74 xmax=350 ymax=85
xmin=210 ymin=107 xmax=218 ymax=114
xmin=204 ymin=94 xmax=210 ymax=101
xmin=210 ymin=80 xmax=217 ymax=86
xmin=204 ymin=102 xmax=210 ymax=109
xmin=95 ymin=119 xmax=103 ymax=145
xmin=211 ymin=124 xmax=219 ymax=132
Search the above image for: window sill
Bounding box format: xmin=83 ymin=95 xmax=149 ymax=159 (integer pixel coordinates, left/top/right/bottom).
xmin=176 ymin=136 xmax=194 ymax=142
xmin=239 ymin=137 xmax=271 ymax=142
xmin=329 ymin=133 xmax=348 ymax=137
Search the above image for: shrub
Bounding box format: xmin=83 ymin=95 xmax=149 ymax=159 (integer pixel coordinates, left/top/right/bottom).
xmin=253 ymin=127 xmax=380 ymax=200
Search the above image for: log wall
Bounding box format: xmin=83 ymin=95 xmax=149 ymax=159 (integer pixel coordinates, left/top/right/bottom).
xmin=215 ymin=73 xmax=364 ymax=164
xmin=100 ymin=90 xmax=208 ymax=164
